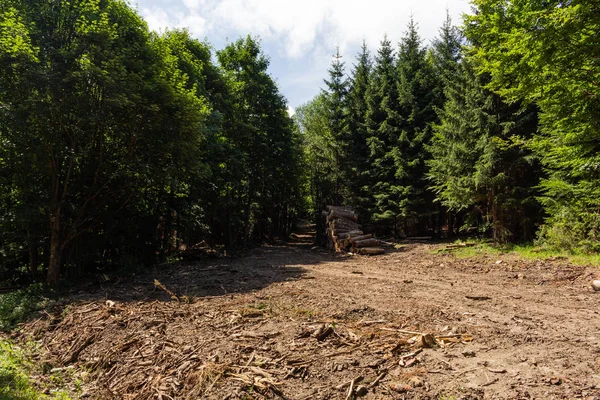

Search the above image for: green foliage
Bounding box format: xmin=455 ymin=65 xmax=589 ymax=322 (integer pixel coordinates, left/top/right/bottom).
xmin=217 ymin=36 xmax=302 ymax=243
xmin=0 ymin=3 xmax=302 ymax=285
xmin=428 ymin=58 xmax=540 ymax=242
xmin=322 ymin=48 xmax=350 ymax=203
xmin=466 ymin=0 xmax=600 ymax=250
xmin=361 ymin=21 xmax=440 ymax=235
xmin=364 ymin=35 xmax=403 ymax=231
xmin=346 ymin=42 xmax=372 ymax=215
xmin=395 ymin=18 xmax=439 ymax=233
xmin=431 ymin=10 xmax=463 ymax=105
xmin=294 ymin=94 xmax=339 ymax=243
xmin=0 ymin=340 xmax=71 ymax=399
xmin=0 ymin=284 xmax=46 ymax=331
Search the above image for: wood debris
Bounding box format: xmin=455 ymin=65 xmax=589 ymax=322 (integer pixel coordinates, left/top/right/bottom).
xmin=323 ymin=206 xmax=386 ymax=255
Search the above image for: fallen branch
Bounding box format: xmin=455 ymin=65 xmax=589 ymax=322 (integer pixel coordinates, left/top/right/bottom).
xmin=465 ymin=296 xmax=491 ymax=301
xmin=368 ymin=371 xmax=387 ymax=389
xmin=481 ymin=377 xmax=499 ymax=387
xmin=336 ymin=376 xmax=363 ymax=391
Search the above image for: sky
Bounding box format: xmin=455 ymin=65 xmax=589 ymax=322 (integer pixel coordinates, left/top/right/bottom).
xmin=134 ymin=0 xmax=473 ymax=113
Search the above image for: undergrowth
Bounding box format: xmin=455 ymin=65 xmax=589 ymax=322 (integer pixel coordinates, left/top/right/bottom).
xmin=0 ymin=284 xmax=48 ymax=332
xmin=0 ymin=340 xmax=72 ymax=400
xmin=447 ymin=240 xmax=600 ymax=266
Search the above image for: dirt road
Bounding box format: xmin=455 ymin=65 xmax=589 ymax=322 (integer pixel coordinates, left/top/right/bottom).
xmin=17 ymin=233 xmax=600 ymax=399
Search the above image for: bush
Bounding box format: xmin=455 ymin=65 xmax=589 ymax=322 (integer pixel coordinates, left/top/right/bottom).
xmin=537 ymin=205 xmax=600 ymax=253
xmin=0 ymin=284 xmax=47 ymax=332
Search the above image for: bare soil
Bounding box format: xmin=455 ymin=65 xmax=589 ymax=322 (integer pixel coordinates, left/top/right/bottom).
xmin=10 ymin=228 xmax=600 ymax=399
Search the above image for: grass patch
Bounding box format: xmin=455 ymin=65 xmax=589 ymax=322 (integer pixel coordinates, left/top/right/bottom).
xmin=0 ymin=284 xmax=48 ymax=332
xmin=0 ymin=340 xmax=72 ymax=400
xmin=447 ymin=240 xmax=600 ymax=266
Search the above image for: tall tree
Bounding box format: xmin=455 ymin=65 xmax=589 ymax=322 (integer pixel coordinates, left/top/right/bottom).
xmin=295 ymin=94 xmax=340 ymax=244
xmin=428 ymin=58 xmax=540 ymax=242
xmin=466 ymin=0 xmax=600 ymax=250
xmin=395 ymin=18 xmax=438 ymax=234
xmin=431 ymin=10 xmax=463 ymax=108
xmin=346 ymin=41 xmax=372 ymax=214
xmin=428 ymin=11 xmax=465 ymax=236
xmin=218 ymin=36 xmax=299 ymax=243
xmin=364 ymin=35 xmax=404 ymax=233
xmin=322 ymin=47 xmax=350 ymax=203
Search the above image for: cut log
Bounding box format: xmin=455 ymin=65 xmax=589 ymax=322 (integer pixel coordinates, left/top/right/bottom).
xmin=329 ymin=209 xmax=359 ymax=222
xmin=338 ymin=230 xmax=365 ymax=240
xmin=349 ymin=234 xmax=373 ymax=243
xmin=327 ymin=215 xmax=358 ymax=225
xmin=358 ymin=247 xmax=385 ymax=255
xmin=323 ymin=205 xmax=378 ymax=255
xmin=331 ymin=221 xmax=361 ymax=230
xmin=330 ymin=216 xmax=360 ymax=225
xmin=352 ymin=238 xmax=381 ymax=248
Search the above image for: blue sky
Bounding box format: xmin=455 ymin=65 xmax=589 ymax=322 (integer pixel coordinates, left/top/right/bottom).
xmin=134 ymin=0 xmax=472 ymax=113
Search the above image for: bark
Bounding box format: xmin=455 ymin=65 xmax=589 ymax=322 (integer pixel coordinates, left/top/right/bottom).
xmin=358 ymin=247 xmax=385 ymax=255
xmin=337 ymin=230 xmax=364 ymax=240
xmin=331 ymin=220 xmax=361 ymax=230
xmin=329 ymin=209 xmax=358 ymax=222
xmin=349 ymin=234 xmax=373 ymax=243
xmin=352 ymin=238 xmax=381 ymax=248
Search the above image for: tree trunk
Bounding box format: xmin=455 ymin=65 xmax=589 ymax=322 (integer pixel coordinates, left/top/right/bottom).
xmin=47 ymin=210 xmax=62 ymax=286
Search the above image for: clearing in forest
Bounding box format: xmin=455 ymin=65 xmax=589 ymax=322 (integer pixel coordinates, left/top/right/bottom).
xmin=8 ymin=230 xmax=600 ymax=399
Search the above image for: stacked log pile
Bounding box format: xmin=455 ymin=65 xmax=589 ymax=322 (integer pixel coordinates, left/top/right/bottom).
xmin=324 ymin=206 xmax=385 ymax=255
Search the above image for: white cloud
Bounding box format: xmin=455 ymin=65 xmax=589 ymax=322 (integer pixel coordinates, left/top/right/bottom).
xmin=140 ymin=0 xmax=469 ymax=58
xmin=141 ymin=7 xmax=170 ymax=33
xmin=140 ymin=6 xmax=207 ymax=37
xmin=136 ymin=0 xmax=471 ymax=107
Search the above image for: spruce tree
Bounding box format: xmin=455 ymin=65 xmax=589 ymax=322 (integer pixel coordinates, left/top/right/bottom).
xmin=431 ymin=10 xmax=463 ymax=108
xmin=428 ymin=59 xmax=540 ymax=242
xmin=466 ymin=0 xmax=600 ymax=251
xmin=322 ymin=47 xmax=350 ymax=204
xmin=396 ymin=18 xmax=438 ymax=234
xmin=429 ymin=12 xmax=465 ymax=235
xmin=346 ymin=41 xmax=372 ymax=215
xmin=364 ymin=36 xmax=403 ymax=233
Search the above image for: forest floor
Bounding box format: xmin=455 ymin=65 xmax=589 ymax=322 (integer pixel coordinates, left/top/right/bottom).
xmin=6 ymin=226 xmax=600 ymax=399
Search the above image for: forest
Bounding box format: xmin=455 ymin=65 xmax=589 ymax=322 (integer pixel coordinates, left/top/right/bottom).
xmin=1 ymin=0 xmax=599 ymax=288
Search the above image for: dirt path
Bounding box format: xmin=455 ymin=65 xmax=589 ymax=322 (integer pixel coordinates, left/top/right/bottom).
xmin=15 ymin=231 xmax=600 ymax=399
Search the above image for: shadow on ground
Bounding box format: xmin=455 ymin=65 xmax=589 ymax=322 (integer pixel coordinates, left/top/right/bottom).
xmin=63 ymin=225 xmax=346 ymax=304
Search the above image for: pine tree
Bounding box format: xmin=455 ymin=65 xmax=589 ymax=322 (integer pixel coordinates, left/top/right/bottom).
xmin=395 ymin=18 xmax=438 ymax=234
xmin=428 ymin=59 xmax=540 ymax=242
xmin=364 ymin=35 xmax=404 ymax=233
xmin=466 ymin=0 xmax=600 ymax=251
xmin=431 ymin=10 xmax=463 ymax=108
xmin=322 ymin=47 xmax=350 ymax=203
xmin=429 ymin=12 xmax=465 ymax=236
xmin=346 ymin=41 xmax=372 ymax=214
